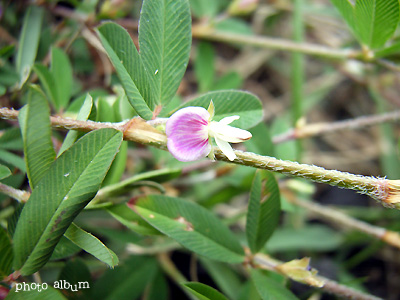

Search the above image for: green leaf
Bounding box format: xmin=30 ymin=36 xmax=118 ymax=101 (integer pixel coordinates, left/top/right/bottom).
xmin=200 ymin=258 xmax=242 ymax=300
xmin=246 ymin=171 xmax=281 ymax=253
xmin=0 ymin=150 xmax=26 ymax=173
xmin=96 ymin=96 xmax=117 ymax=122
xmin=147 ymin=272 xmax=169 ymax=300
xmin=13 ymin=128 xmax=123 ymax=275
xmin=245 ymin=123 xmax=274 ymax=157
xmin=50 ymin=236 xmax=82 ymax=260
xmin=238 ymin=281 xmax=262 ymax=300
xmin=189 ymin=0 xmax=220 ymax=18
xmin=212 ymin=72 xmax=243 ymax=91
xmin=183 ymin=282 xmax=229 ymax=300
xmin=0 ymin=226 xmax=13 ymax=279
xmin=266 ymin=225 xmax=342 ymax=252
xmin=194 ymin=42 xmax=215 ymax=93
xmin=215 ymin=18 xmax=253 ymax=35
xmin=6 ymin=286 xmax=67 ymax=300
xmin=15 ymin=6 xmax=44 ymax=87
xmin=0 ymin=165 xmax=11 ymax=180
xmin=64 ymin=223 xmax=118 ymax=268
xmin=354 ymin=0 xmax=400 ymax=49
xmin=330 ymin=0 xmax=356 ymax=32
xmin=93 ymin=255 xmax=158 ymax=300
xmin=18 ymin=85 xmax=56 ymax=189
xmin=375 ymin=41 xmax=400 ymax=58
xmin=96 ymin=22 xmax=154 ymax=119
xmin=251 ymin=269 xmax=299 ymax=300
xmin=58 ymin=93 xmax=93 ymax=156
xmin=0 ymin=128 xmax=23 ymax=151
xmin=102 ymin=141 xmax=127 ymax=186
xmin=139 ymin=0 xmax=191 ymax=106
xmin=134 ymin=195 xmax=245 ymax=263
xmin=106 ymin=203 xmax=162 ymax=235
xmin=51 ymin=47 xmax=73 ymax=109
xmin=175 ymin=90 xmax=263 ymax=129
xmin=33 ymin=64 xmax=58 ymax=107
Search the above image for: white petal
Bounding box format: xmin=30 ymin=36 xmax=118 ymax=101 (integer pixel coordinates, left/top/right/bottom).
xmin=215 ymin=136 xmax=236 ymax=161
xmin=219 ymin=115 xmax=240 ymax=125
xmin=209 ymin=122 xmax=252 ymax=143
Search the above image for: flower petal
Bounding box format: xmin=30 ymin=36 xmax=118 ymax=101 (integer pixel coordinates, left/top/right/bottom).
xmin=209 ymin=121 xmax=252 ymax=143
xmin=219 ymin=115 xmax=240 ymax=125
xmin=215 ymin=136 xmax=236 ymax=161
xmin=166 ymin=107 xmax=211 ymax=162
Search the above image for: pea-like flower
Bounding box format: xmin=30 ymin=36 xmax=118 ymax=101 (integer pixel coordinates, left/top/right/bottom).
xmin=166 ymin=101 xmax=252 ymax=162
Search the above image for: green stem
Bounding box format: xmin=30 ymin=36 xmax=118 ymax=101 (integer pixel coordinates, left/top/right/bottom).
xmin=157 ymin=252 xmax=197 ymax=300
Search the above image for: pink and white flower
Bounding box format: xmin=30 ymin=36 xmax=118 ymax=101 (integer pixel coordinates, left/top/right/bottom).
xmin=166 ymin=102 xmax=252 ymax=162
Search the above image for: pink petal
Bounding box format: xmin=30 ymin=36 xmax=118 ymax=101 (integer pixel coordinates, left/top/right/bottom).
xmin=166 ymin=107 xmax=211 ymax=162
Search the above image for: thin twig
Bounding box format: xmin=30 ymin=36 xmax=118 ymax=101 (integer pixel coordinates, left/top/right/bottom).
xmin=273 ymin=110 xmax=400 ymax=144
xmin=192 ymin=26 xmax=360 ymax=60
xmin=253 ymin=254 xmax=383 ymax=300
xmin=157 ymin=252 xmax=197 ymax=300
xmin=1 ymin=107 xmax=399 ymax=209
xmin=0 ymin=182 xmax=30 ymax=203
xmin=287 ymin=196 xmax=400 ymax=249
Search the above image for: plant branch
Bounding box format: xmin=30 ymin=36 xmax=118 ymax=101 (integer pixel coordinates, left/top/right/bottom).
xmin=157 ymin=252 xmax=197 ymax=300
xmin=192 ymin=25 xmax=360 ymax=60
xmin=273 ymin=110 xmax=400 ymax=144
xmin=0 ymin=182 xmax=30 ymax=203
xmin=253 ymin=253 xmax=383 ymax=300
xmin=1 ymin=107 xmax=399 ymax=209
xmin=288 ymin=196 xmax=400 ymax=249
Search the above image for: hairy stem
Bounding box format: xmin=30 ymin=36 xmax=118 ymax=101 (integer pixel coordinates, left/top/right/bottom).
xmin=1 ymin=107 xmax=399 ymax=209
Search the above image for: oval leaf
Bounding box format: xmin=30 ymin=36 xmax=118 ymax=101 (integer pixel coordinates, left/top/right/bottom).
xmin=183 ymin=282 xmax=229 ymax=300
xmin=13 ymin=129 xmax=123 ymax=275
xmin=106 ymin=203 xmax=160 ymax=236
xmin=97 ymin=22 xmax=154 ymax=119
xmin=0 ymin=164 xmax=11 ymax=180
xmin=58 ymin=93 xmax=93 ymax=156
xmin=18 ymin=85 xmax=55 ymax=189
xmin=134 ymin=195 xmax=245 ymax=263
xmin=354 ymin=0 xmax=400 ymax=49
xmin=64 ymin=223 xmax=118 ymax=268
xmin=15 ymin=6 xmax=44 ymax=87
xmin=33 ymin=63 xmax=58 ymax=107
xmin=246 ymin=171 xmax=281 ymax=254
xmin=50 ymin=47 xmax=73 ymax=110
xmin=0 ymin=150 xmax=26 ymax=173
xmin=139 ymin=0 xmax=191 ymax=106
xmin=175 ymin=90 xmax=263 ymax=129
xmin=330 ymin=0 xmax=356 ymax=32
